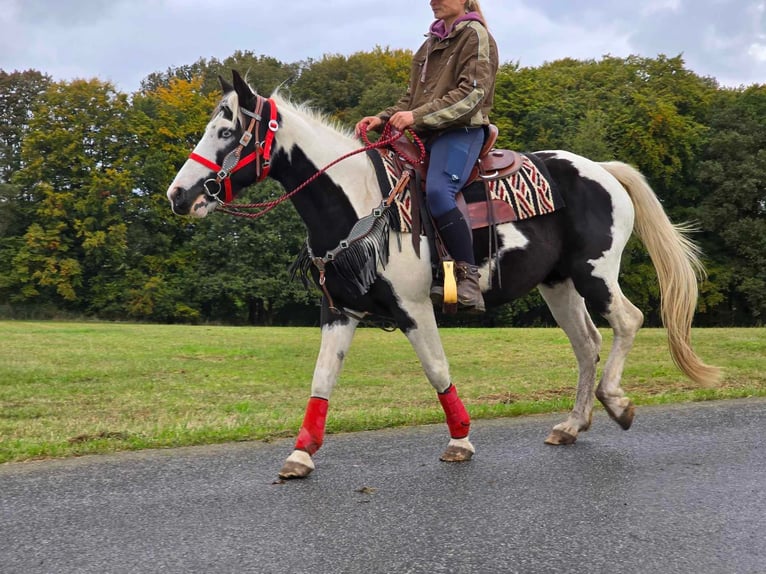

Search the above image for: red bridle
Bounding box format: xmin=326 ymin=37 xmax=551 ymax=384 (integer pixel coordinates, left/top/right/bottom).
xmin=188 ymin=96 xmax=279 ymax=204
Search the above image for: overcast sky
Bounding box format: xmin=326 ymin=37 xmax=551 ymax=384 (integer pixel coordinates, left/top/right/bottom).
xmin=1 ymin=0 xmax=763 ymax=93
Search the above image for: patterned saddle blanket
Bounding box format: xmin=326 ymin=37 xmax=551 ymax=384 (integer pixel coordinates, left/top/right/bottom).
xmin=373 ymin=148 xmax=565 ymax=234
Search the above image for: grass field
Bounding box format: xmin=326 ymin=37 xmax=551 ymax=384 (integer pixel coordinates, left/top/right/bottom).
xmin=0 ymin=321 xmax=764 ymax=464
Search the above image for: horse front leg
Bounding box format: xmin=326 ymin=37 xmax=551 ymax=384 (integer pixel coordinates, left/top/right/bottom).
xmin=436 ymin=383 xmax=474 ymax=462
xmin=403 ymin=303 xmax=474 ymax=462
xmin=279 ymin=314 xmax=359 ymax=479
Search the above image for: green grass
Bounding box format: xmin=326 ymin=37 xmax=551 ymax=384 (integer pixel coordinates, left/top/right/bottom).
xmin=0 ymin=321 xmax=764 ymax=463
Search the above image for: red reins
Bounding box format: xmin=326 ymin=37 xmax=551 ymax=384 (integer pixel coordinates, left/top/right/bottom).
xmin=207 ymin=107 xmax=426 ymax=220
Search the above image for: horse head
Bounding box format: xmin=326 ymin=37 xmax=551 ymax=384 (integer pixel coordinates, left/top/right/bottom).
xmin=166 ymin=70 xmax=279 ymax=217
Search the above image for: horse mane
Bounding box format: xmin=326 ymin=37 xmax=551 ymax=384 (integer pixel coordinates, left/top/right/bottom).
xmin=270 ymin=90 xmax=356 ymax=140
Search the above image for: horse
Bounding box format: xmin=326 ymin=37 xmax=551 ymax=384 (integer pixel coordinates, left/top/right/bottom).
xmin=166 ymin=70 xmax=720 ymax=479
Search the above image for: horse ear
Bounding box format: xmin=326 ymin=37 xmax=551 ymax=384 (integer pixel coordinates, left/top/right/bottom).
xmin=231 ymin=70 xmax=256 ymax=107
xmin=219 ymin=75 xmax=234 ymax=94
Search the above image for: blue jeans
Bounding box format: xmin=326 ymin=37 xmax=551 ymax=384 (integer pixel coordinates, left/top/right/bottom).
xmin=425 ymin=127 xmax=485 ymax=218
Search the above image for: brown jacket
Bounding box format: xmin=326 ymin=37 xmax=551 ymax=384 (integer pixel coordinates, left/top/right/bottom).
xmin=380 ymin=19 xmax=498 ymax=135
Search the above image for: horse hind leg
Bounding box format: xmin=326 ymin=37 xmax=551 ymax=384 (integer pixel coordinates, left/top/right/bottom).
xmin=538 ymin=280 xmax=602 ymax=445
xmin=595 ymin=289 xmax=644 ymax=430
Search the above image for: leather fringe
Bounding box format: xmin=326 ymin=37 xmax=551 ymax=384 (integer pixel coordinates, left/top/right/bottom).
xmin=290 ymin=206 xmax=400 ymax=297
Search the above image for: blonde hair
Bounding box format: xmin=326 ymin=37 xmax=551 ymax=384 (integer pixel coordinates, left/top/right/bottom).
xmin=466 ymin=0 xmax=487 ymax=25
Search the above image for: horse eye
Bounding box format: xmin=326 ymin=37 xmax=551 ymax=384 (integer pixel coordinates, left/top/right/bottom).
xmin=220 ymin=128 xmax=233 ymax=138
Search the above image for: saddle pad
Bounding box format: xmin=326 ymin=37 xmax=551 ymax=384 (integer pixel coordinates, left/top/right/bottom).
xmin=376 ymin=149 xmax=562 ymax=234
xmin=485 ymin=155 xmax=558 ymax=219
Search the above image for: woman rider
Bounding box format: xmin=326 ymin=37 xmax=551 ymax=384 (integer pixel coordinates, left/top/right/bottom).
xmin=355 ymin=0 xmax=499 ymax=312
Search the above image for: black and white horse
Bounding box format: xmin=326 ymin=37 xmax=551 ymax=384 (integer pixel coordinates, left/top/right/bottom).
xmin=167 ymin=71 xmax=719 ymax=479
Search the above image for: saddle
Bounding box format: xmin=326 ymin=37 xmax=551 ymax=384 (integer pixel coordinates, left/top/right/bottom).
xmin=388 ymin=124 xmax=525 ymax=231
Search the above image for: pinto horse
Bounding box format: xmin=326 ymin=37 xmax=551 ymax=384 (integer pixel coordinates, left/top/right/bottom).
xmin=167 ymin=71 xmax=719 ymax=479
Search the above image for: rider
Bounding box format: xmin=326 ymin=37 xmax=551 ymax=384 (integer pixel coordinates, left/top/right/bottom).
xmin=355 ymin=0 xmax=498 ymax=312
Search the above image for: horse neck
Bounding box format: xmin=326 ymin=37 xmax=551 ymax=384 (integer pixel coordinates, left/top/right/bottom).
xmin=267 ymin=100 xmax=381 ymax=255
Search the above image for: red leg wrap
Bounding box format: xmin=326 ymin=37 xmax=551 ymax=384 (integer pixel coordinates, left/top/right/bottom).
xmin=438 ymin=384 xmax=470 ymax=439
xmin=294 ymin=397 xmax=329 ymax=455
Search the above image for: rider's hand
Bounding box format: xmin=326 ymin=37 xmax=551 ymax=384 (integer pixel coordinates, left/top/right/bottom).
xmin=389 ymin=111 xmax=415 ymax=132
xmin=355 ymin=116 xmax=384 ymax=137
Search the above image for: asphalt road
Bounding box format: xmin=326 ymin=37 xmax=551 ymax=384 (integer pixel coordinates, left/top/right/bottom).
xmin=2 ymin=398 xmax=765 ymax=574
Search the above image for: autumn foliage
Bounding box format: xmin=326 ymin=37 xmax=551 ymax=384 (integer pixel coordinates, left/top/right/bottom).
xmin=0 ymin=50 xmax=763 ymax=325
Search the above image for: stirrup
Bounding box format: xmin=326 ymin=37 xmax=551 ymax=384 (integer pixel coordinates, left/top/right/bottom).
xmin=442 ymin=260 xmax=458 ymax=306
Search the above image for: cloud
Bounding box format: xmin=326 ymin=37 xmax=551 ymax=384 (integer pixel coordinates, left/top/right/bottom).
xmin=0 ymin=0 xmax=762 ymax=91
xmin=640 ymin=0 xmax=682 ymax=16
xmin=13 ymin=0 xmax=117 ymax=25
xmin=750 ymin=42 xmax=766 ymax=61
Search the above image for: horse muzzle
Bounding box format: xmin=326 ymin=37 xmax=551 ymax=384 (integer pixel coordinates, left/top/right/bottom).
xmin=167 ymin=185 xmax=214 ymax=218
xmin=167 ymin=185 xmax=190 ymax=215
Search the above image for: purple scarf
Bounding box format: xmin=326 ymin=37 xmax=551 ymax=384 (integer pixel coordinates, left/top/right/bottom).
xmin=429 ymin=11 xmax=484 ymax=39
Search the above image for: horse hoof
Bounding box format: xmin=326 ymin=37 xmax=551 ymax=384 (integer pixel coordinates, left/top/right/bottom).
xmin=440 ymin=445 xmax=474 ymax=462
xmin=278 ymin=460 xmax=313 ymax=479
xmin=278 ymin=450 xmax=315 ymax=479
xmin=613 ymin=402 xmax=635 ymax=430
xmin=545 ymin=428 xmax=577 ymax=445
xmin=599 ymin=395 xmax=636 ymax=430
xmin=440 ymin=437 xmax=475 ymax=462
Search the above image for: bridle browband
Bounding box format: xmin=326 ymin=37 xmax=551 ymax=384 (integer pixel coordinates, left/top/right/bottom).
xmin=188 ymin=95 xmax=279 ymax=204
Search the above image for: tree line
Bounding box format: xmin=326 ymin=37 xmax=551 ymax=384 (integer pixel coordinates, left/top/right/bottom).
xmin=0 ymin=48 xmax=763 ymax=326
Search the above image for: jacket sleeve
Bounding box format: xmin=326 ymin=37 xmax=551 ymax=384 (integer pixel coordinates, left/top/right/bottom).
xmin=413 ymin=22 xmax=495 ymax=130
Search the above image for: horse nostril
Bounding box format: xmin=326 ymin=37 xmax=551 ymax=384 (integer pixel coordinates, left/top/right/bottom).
xmin=168 ymin=187 xmax=182 ymax=205
xmin=168 ymin=187 xmax=187 ymax=214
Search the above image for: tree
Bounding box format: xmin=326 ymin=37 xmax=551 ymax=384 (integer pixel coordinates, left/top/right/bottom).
xmin=0 ymin=69 xmax=51 ymax=183
xmin=122 ymin=77 xmax=217 ymax=322
xmin=183 ymin=181 xmax=314 ymax=325
xmin=697 ymin=85 xmax=766 ymax=324
xmin=1 ymin=50 xmax=762 ymax=326
xmin=291 ymin=47 xmax=412 ymax=124
xmin=4 ymin=79 xmax=132 ymax=311
xmin=140 ymin=52 xmax=298 ymax=98
xmin=219 ymin=52 xmax=300 ymax=97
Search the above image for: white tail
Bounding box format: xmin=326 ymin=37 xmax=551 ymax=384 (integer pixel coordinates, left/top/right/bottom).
xmin=600 ymin=161 xmax=721 ymax=385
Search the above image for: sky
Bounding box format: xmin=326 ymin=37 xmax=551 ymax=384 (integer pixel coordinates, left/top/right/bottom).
xmin=1 ymin=0 xmax=764 ymax=93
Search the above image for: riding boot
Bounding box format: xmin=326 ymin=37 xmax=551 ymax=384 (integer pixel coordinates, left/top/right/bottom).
xmin=431 ymin=263 xmax=486 ymax=313
xmin=454 ymin=261 xmax=485 ymax=313
xmin=431 ymin=208 xmax=485 ymax=312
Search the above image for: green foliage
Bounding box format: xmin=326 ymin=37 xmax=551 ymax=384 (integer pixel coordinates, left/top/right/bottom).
xmin=291 ymin=46 xmax=412 ymax=125
xmin=0 ymin=69 xmax=51 ymax=182
xmin=3 ymin=80 xmax=132 ymax=311
xmin=697 ymin=85 xmax=766 ymax=323
xmin=140 ymin=52 xmax=299 ymax=98
xmin=183 ymin=181 xmax=314 ymax=325
xmin=0 ymin=51 xmax=763 ymax=325
xmin=495 ymin=55 xmax=715 ymax=195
